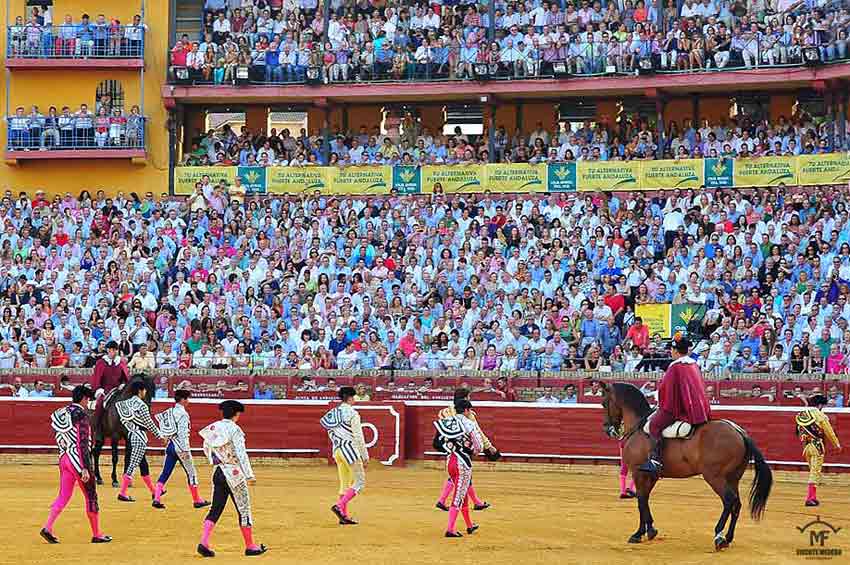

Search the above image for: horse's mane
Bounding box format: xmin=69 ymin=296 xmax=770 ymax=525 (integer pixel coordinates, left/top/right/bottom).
xmin=117 ymin=374 xmax=155 ymax=404
xmin=613 ymin=382 xmax=652 ymax=418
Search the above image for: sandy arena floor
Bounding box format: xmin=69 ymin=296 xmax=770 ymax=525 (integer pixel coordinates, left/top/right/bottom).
xmin=3 ymin=462 xmax=848 ymax=565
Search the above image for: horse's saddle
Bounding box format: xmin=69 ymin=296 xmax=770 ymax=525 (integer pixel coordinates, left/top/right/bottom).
xmin=643 ymin=419 xmax=695 ymax=439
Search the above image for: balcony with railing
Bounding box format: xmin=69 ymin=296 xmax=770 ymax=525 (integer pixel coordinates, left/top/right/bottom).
xmin=5 ymin=114 xmax=147 ymax=160
xmin=6 ymin=24 xmax=146 ymax=69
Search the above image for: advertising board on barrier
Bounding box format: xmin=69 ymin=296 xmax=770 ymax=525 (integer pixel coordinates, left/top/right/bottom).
xmin=173 ymin=153 xmax=850 ymax=195
xmin=733 ymin=155 xmax=798 ymax=187
xmin=484 ymin=163 xmax=546 ymax=193
xmin=421 ymin=164 xmax=484 ymax=193
xmin=641 ymin=159 xmax=704 ymax=190
xmin=576 ymin=161 xmax=641 ymax=191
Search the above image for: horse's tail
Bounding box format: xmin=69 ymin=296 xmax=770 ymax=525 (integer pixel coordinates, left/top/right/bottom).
xmin=744 ymin=434 xmax=772 ymax=521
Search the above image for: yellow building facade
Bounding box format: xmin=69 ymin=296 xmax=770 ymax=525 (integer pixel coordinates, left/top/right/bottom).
xmin=0 ymin=1 xmax=169 ymax=197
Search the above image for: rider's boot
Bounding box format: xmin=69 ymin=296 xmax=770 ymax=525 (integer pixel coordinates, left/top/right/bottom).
xmin=638 ymin=438 xmax=663 ymax=475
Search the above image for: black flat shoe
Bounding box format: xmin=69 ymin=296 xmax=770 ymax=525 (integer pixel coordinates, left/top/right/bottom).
xmin=473 ymin=502 xmax=490 ymax=511
xmin=197 ymin=544 xmax=215 ymax=557
xmin=435 ymin=502 xmax=449 ymax=511
xmin=466 ymin=524 xmax=479 ymax=535
xmin=339 ymin=516 xmax=358 ymax=525
xmin=805 ymin=499 xmax=820 ymax=507
xmin=91 ymin=535 xmax=112 ymax=543
xmin=331 ymin=505 xmax=346 ymax=522
xmin=445 ymin=531 xmax=463 ymax=538
xmin=194 ymin=500 xmax=211 ymax=509
xmin=117 ymin=494 xmax=135 ymax=503
xmin=245 ymin=544 xmax=267 ymax=556
xmin=152 ymin=500 xmax=165 ymax=509
xmin=40 ymin=528 xmax=59 ymax=544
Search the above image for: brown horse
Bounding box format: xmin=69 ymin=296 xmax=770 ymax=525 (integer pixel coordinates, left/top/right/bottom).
xmin=91 ymin=374 xmax=156 ymax=487
xmin=599 ymin=382 xmax=772 ymax=550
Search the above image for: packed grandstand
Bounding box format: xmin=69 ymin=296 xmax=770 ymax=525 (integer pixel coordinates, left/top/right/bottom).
xmin=2 ymin=2 xmax=850 ymax=407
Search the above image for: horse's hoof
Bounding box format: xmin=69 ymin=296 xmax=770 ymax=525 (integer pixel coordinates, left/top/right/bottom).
xmin=714 ymin=534 xmax=728 ymax=551
xmin=628 ymin=534 xmax=643 ymax=544
xmin=111 ymin=481 xmax=119 ymax=488
xmin=646 ymin=527 xmax=658 ymax=541
xmin=96 ymin=478 xmax=103 ymax=486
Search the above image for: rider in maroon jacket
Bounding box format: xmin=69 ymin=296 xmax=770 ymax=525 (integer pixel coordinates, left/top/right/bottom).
xmin=640 ymin=335 xmax=711 ymax=475
xmin=90 ymin=341 xmax=129 ymax=419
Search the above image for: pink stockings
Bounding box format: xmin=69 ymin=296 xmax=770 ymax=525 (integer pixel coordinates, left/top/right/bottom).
xmin=338 ymin=487 xmax=357 ymax=517
xmin=200 ymin=519 xmax=258 ymax=551
xmin=44 ymin=455 xmax=100 ymax=537
xmin=619 ymin=445 xmax=635 ymax=495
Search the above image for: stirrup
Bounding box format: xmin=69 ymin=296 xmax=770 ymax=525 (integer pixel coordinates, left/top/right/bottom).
xmin=639 ymin=459 xmax=662 ymax=474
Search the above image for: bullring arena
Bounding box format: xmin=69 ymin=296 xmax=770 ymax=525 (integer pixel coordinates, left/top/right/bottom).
xmin=3 ymin=394 xmax=848 ymax=565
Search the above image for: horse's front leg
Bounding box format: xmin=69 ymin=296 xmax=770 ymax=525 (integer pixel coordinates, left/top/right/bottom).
xmin=629 ymin=471 xmax=658 ymax=543
xmin=111 ymin=439 xmax=119 ymax=488
xmin=93 ymin=440 xmax=104 ymax=485
xmin=628 ymin=493 xmax=647 ymax=543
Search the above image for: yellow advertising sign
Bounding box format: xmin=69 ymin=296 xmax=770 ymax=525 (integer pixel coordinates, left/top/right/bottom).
xmin=173 ymin=167 xmax=236 ymax=195
xmin=635 ymin=303 xmax=672 ymax=339
xmin=266 ymin=167 xmax=330 ymax=194
xmin=421 ymin=165 xmax=484 ymax=193
xmin=483 ymin=163 xmax=546 ymax=193
xmin=641 ymin=159 xmax=704 ymax=190
xmin=797 ymin=153 xmax=850 ymax=185
xmin=326 ymin=165 xmax=392 ymax=195
xmin=577 ymin=161 xmax=641 ymax=191
xmin=733 ymin=156 xmax=797 ymax=187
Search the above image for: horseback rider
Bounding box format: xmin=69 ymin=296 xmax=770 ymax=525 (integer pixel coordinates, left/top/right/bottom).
xmin=90 ymin=341 xmax=129 ymax=418
xmin=640 ymin=335 xmax=712 ymax=475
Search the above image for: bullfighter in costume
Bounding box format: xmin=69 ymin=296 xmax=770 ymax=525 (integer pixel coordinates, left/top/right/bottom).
xmin=321 ymin=386 xmax=369 ymax=525
xmin=197 ymin=400 xmax=267 ymax=557
xmin=90 ymin=341 xmax=129 ymax=418
xmin=40 ymin=385 xmax=112 ymax=544
xmin=153 ymin=389 xmax=209 ymax=509
xmin=796 ymin=394 xmax=842 ymax=506
xmin=115 ymin=380 xmax=162 ymax=502
xmin=640 ymin=336 xmax=711 ymax=475
xmin=435 ymin=388 xmax=499 ymax=511
xmin=434 ymin=398 xmax=484 ymax=538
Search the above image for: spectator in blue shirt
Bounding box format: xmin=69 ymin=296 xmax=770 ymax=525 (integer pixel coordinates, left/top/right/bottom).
xmin=253 ymin=381 xmax=275 ymax=400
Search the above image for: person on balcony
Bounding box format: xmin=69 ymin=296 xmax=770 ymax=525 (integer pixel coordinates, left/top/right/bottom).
xmin=55 ymin=15 xmax=77 ymax=57
xmin=123 ymin=14 xmax=146 ymax=57
xmin=41 ymin=107 xmax=60 ymax=150
xmin=9 ymin=107 xmax=30 ymax=150
xmin=77 ymin=14 xmax=94 ymax=57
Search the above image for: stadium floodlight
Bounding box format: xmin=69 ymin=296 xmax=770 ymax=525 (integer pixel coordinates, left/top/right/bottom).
xmin=638 ymin=58 xmax=655 ymax=75
xmin=235 ymin=65 xmax=250 ymax=85
xmin=174 ymin=66 xmax=191 ymax=85
xmin=474 ymin=62 xmax=490 ymax=79
xmin=306 ymin=66 xmax=322 ymax=85
xmin=803 ymin=46 xmax=821 ymax=66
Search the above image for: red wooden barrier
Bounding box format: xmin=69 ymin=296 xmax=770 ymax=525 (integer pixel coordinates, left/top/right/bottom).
xmin=0 ymin=399 xmax=846 ymax=472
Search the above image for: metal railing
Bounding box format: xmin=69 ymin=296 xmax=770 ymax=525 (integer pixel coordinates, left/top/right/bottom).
xmin=169 ymin=35 xmax=850 ymax=86
xmin=6 ymin=115 xmax=147 ymax=151
xmin=6 ymin=24 xmax=146 ymax=58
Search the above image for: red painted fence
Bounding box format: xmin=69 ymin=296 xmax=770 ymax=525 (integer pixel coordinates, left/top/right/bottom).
xmin=1 ymin=399 xmax=847 ymax=473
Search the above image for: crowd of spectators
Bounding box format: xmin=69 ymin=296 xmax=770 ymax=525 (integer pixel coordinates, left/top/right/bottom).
xmin=180 ymin=112 xmax=850 ymax=168
xmin=168 ymin=0 xmax=850 ymax=84
xmin=1 ymin=173 xmax=850 ymax=389
xmin=7 ymin=100 xmax=145 ymax=151
xmin=8 ymin=8 xmax=147 ymax=58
